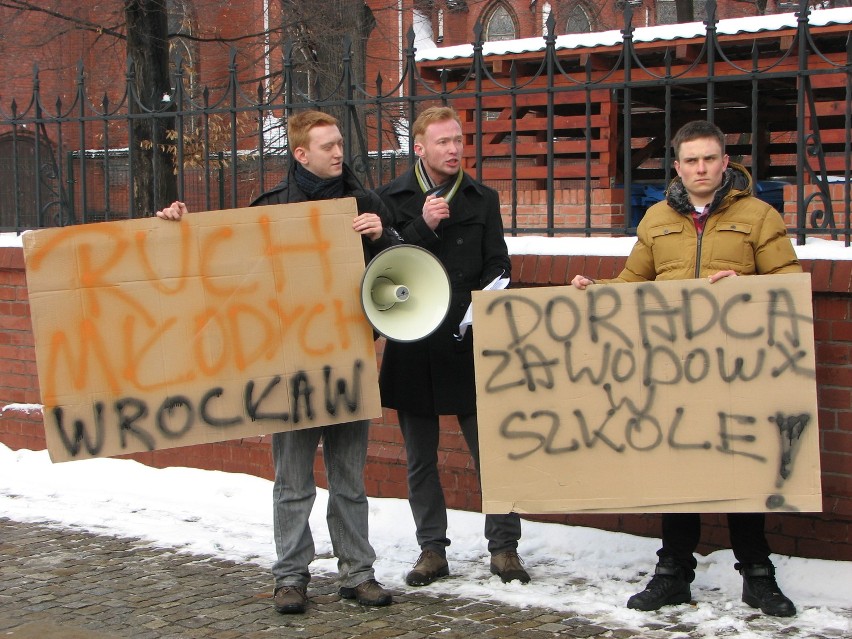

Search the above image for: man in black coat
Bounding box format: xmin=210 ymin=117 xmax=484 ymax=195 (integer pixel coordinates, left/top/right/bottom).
xmin=375 ymin=106 xmax=528 ymax=586
xmin=157 ymin=110 xmax=398 ymax=614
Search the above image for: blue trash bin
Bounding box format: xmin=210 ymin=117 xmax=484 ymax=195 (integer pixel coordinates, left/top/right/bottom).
xmin=755 ymin=180 xmax=787 ymax=214
xmin=625 ymin=183 xmax=666 ymax=227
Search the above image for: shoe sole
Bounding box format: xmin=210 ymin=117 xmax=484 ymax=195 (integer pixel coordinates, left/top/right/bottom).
xmin=626 ymin=591 xmax=691 ymax=611
xmin=490 ymin=568 xmax=531 ymax=584
xmin=274 ymin=603 xmax=306 ymax=614
xmin=405 ymin=566 xmax=450 ymax=586
xmin=742 ymin=594 xmax=796 ymax=617
xmin=338 ymin=587 xmax=393 ymax=606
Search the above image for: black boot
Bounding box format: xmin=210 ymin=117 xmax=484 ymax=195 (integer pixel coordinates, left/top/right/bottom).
xmin=738 ymin=563 xmax=796 ymax=617
xmin=626 ymin=559 xmax=692 ymax=611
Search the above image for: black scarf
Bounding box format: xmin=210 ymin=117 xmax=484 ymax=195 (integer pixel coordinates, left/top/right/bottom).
xmin=293 ymin=162 xmax=345 ymax=201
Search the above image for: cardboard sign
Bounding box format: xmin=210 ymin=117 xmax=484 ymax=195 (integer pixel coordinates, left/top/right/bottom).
xmin=473 ymin=273 xmax=821 ymax=513
xmin=23 ymin=199 xmax=381 ymax=462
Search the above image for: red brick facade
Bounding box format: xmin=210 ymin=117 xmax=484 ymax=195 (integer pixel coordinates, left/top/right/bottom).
xmin=2 ymin=242 xmax=850 ymax=562
xmin=0 ymin=1 xmax=803 ymax=125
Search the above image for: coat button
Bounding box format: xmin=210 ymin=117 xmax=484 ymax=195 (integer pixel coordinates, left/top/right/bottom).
xmin=456 ymin=238 xmax=464 ymax=245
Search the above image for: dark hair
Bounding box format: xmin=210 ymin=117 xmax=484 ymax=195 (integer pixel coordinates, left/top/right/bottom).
xmin=671 ymin=120 xmax=726 ymax=159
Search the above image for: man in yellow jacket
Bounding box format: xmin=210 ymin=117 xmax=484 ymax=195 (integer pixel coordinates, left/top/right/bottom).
xmin=571 ymin=120 xmax=799 ymax=617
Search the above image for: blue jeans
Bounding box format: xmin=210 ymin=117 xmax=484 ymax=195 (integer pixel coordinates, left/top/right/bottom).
xmin=398 ymin=410 xmax=522 ymax=555
xmin=271 ymin=420 xmax=377 ymax=590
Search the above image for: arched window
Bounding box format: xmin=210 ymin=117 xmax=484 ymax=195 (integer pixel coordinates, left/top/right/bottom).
xmin=0 ymin=131 xmax=62 ymax=229
xmin=565 ymin=4 xmax=592 ymax=34
xmin=483 ymin=2 xmax=518 ymax=42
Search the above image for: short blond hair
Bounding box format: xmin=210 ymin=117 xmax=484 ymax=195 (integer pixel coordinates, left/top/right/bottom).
xmin=412 ymin=106 xmax=461 ymax=140
xmin=288 ymin=110 xmax=339 ymax=152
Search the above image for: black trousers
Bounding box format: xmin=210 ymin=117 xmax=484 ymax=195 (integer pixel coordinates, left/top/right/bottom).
xmin=398 ymin=410 xmax=522 ymax=555
xmin=658 ymin=512 xmax=772 ymax=581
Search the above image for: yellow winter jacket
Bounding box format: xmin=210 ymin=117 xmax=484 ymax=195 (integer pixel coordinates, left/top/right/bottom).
xmin=608 ymin=163 xmax=801 ymax=282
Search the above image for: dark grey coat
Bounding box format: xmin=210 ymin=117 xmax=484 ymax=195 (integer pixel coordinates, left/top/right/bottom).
xmin=375 ymin=168 xmax=510 ymax=415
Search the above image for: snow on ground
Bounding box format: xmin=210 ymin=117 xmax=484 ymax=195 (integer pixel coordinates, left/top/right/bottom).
xmin=0 ymin=442 xmax=849 ymax=638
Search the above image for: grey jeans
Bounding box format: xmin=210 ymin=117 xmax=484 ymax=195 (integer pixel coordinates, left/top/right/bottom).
xmin=398 ymin=410 xmax=522 ymax=555
xmin=271 ymin=420 xmax=377 ymax=589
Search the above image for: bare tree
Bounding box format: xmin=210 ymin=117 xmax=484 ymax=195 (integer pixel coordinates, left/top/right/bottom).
xmin=0 ymin=0 xmax=392 ymax=215
xmin=125 ymin=0 xmax=177 ymax=215
xmin=0 ymin=0 xmax=179 ymax=216
xmin=274 ymin=1 xmax=377 ymax=131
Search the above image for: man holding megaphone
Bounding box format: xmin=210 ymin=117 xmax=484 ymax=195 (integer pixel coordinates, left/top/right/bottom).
xmin=375 ymin=106 xmax=529 ymax=587
xmin=156 ymin=110 xmax=400 ymax=614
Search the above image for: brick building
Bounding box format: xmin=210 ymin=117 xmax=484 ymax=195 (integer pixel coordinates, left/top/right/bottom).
xmin=0 ymin=1 xmax=821 ymax=119
xmin=0 ymin=1 xmax=837 ymax=212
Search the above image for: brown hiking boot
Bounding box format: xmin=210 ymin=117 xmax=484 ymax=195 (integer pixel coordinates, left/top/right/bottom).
xmin=490 ymin=550 xmax=531 ymax=583
xmin=272 ymin=585 xmax=307 ymax=614
xmin=339 ymin=579 xmax=393 ymax=606
xmin=405 ymin=549 xmax=450 ymax=586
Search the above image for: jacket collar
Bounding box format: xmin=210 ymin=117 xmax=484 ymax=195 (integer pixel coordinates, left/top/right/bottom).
xmin=384 ymin=165 xmax=486 ymax=199
xmin=665 ymin=161 xmax=753 ymax=216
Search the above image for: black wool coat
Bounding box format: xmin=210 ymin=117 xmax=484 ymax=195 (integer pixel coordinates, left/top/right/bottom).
xmin=250 ymin=162 xmax=400 ymax=263
xmin=375 ymin=168 xmax=510 ymax=415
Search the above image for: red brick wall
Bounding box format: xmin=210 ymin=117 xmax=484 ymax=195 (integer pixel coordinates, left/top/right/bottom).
xmin=0 ymin=247 xmax=41 ymax=451
xmin=1 ymin=245 xmax=850 ymax=561
xmin=782 ymin=184 xmax=850 ymax=233
xmin=501 ymin=189 xmax=629 ymax=230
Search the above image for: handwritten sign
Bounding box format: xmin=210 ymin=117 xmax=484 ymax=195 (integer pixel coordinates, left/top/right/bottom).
xmin=473 ymin=273 xmax=821 ymax=513
xmin=23 ymin=199 xmax=381 ymax=462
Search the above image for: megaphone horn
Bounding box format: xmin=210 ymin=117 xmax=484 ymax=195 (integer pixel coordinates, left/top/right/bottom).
xmin=360 ymin=245 xmax=451 ymax=343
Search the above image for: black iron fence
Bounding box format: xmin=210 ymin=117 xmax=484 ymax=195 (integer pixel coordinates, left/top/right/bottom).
xmin=0 ymin=1 xmax=849 ymax=245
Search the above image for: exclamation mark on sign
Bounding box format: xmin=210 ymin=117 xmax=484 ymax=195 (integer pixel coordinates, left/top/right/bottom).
xmin=765 ymin=412 xmax=810 ymax=511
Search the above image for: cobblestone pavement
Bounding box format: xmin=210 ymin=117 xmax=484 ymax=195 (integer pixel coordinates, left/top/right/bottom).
xmin=0 ymin=517 xmax=846 ymax=639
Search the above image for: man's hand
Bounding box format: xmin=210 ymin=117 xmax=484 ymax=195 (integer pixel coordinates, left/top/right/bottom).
xmin=422 ymin=194 xmax=450 ymax=230
xmin=155 ymin=201 xmax=188 ymax=221
xmin=353 ymin=212 xmax=383 ymax=241
xmin=708 ymin=270 xmax=738 ymax=283
xmin=570 ymin=274 xmax=595 ymax=290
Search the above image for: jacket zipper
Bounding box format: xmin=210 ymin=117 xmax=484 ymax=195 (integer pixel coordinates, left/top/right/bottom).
xmin=694 ymin=228 xmax=704 ymax=279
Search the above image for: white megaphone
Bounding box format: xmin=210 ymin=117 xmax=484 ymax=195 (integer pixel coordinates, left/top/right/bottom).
xmin=360 ymin=245 xmax=451 ymax=342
